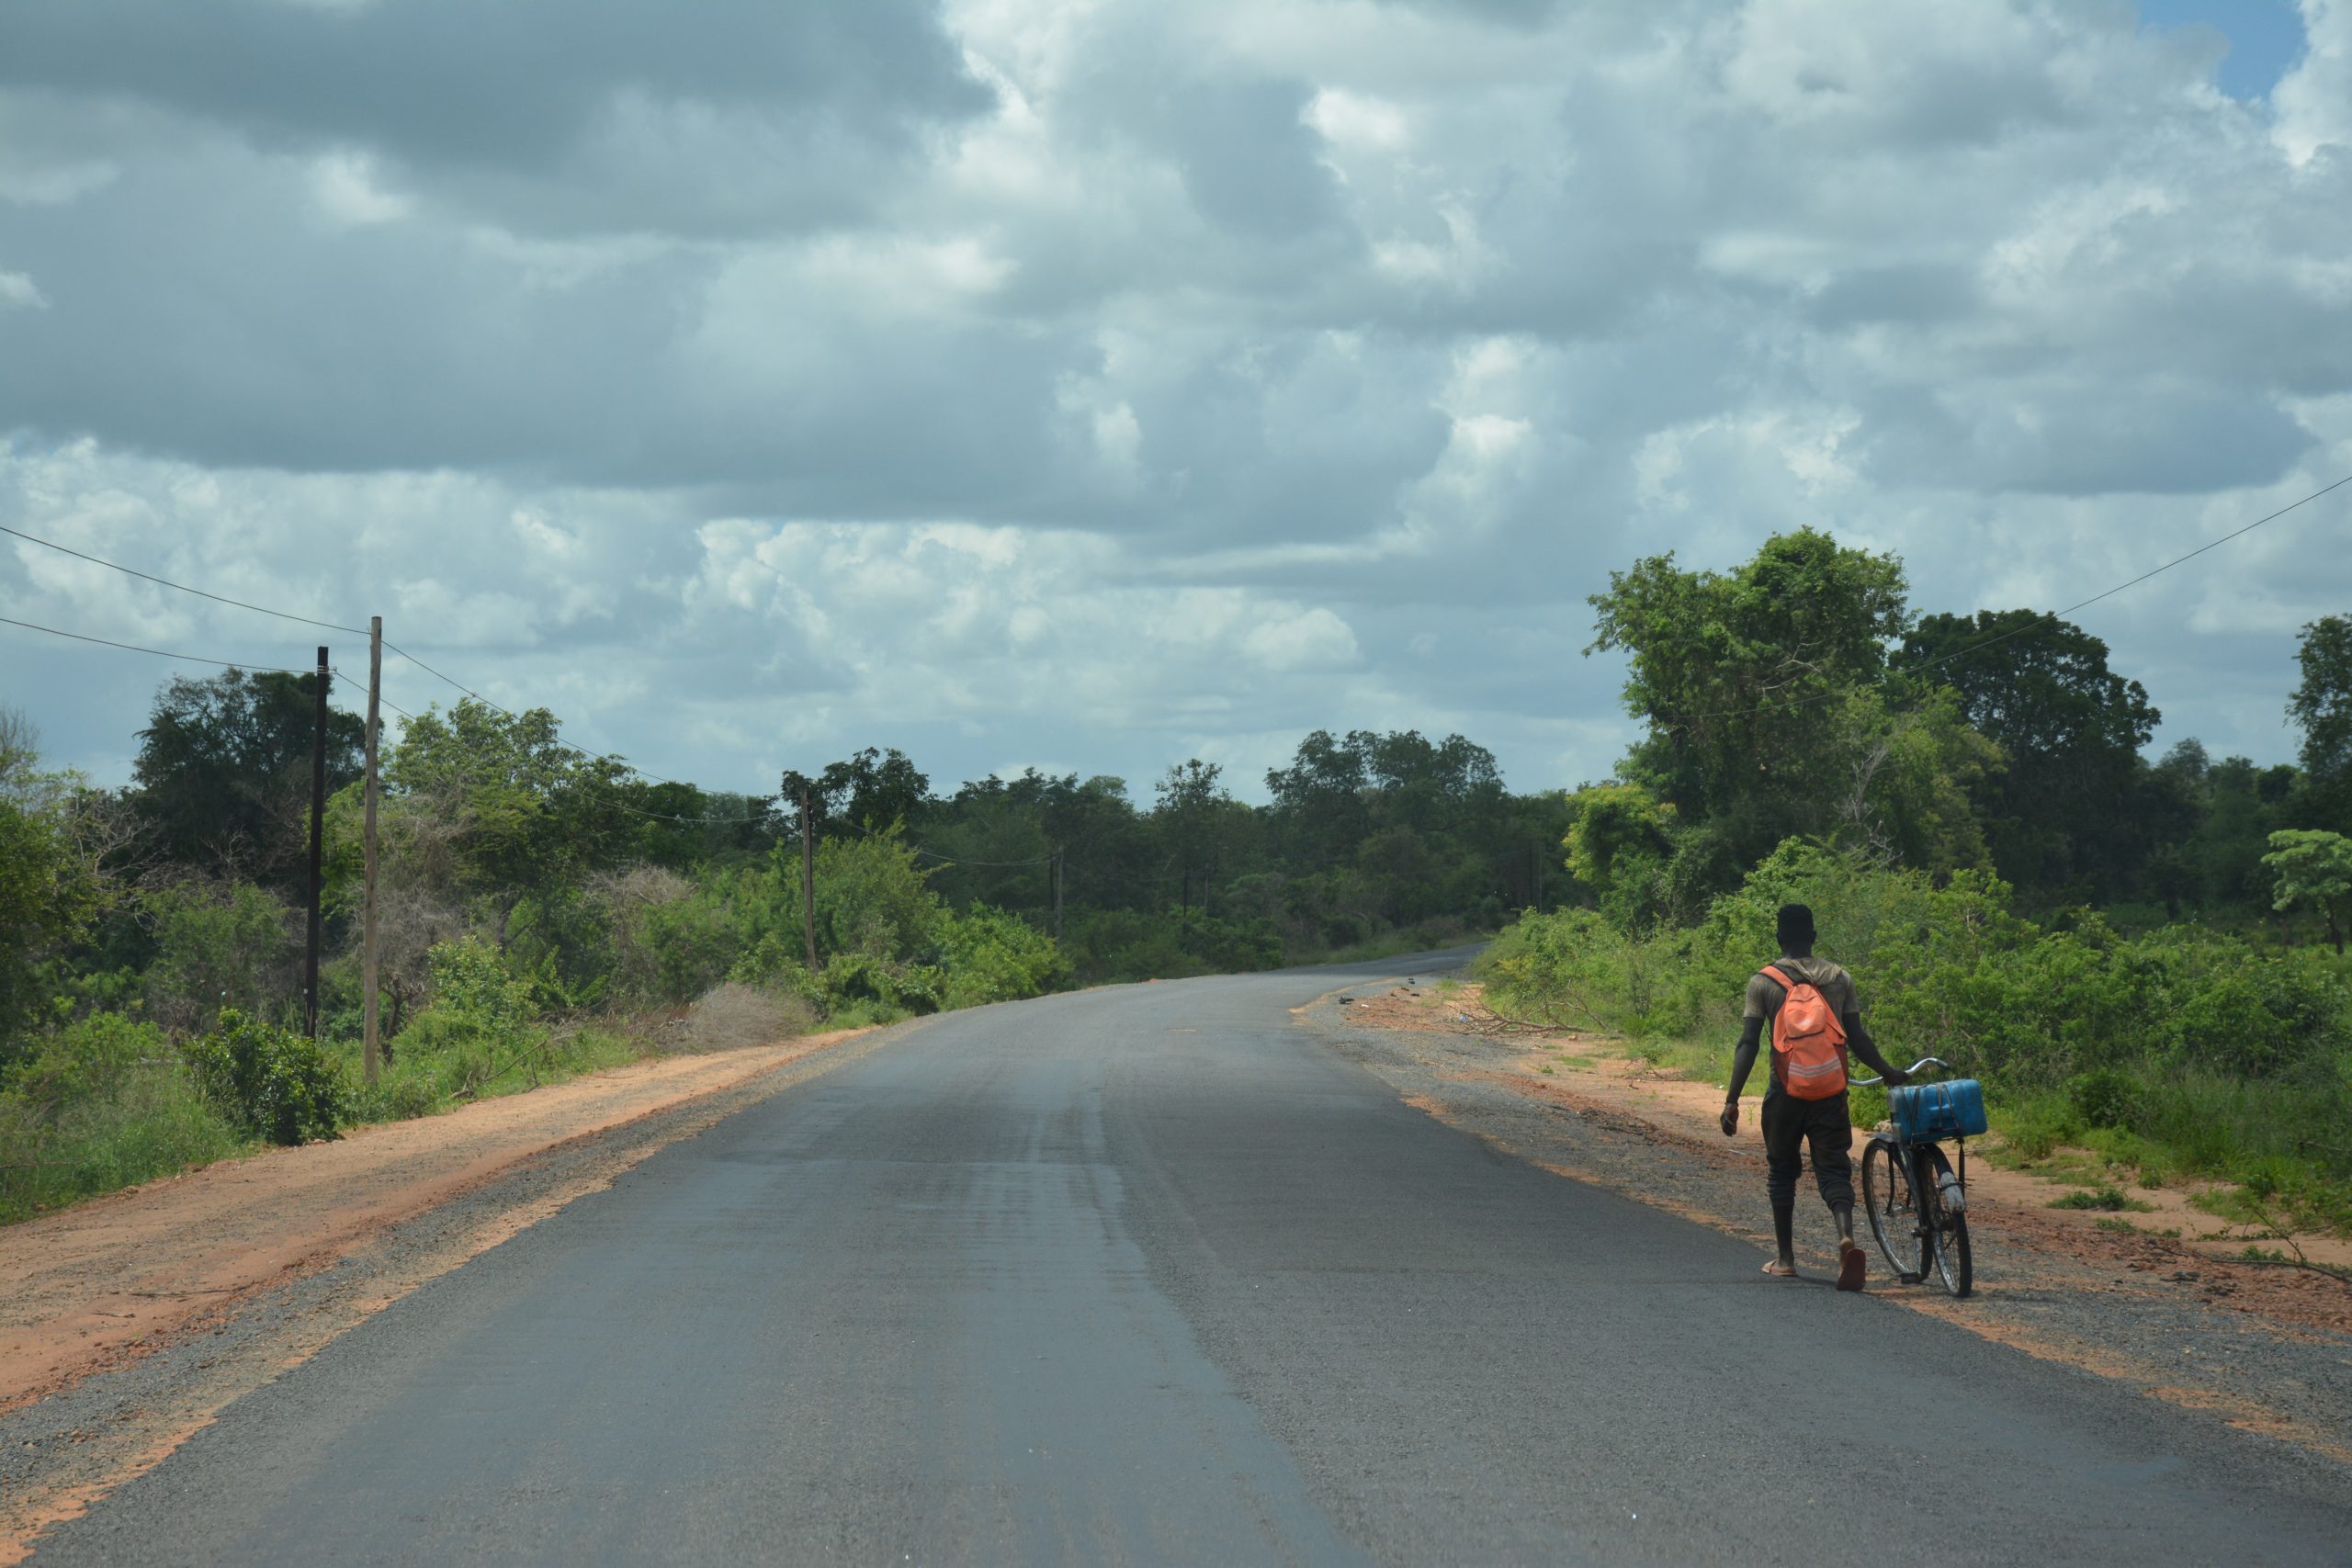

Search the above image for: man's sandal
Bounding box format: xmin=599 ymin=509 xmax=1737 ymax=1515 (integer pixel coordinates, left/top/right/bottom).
xmin=1760 ymin=1259 xmax=1798 ymax=1278
xmin=1837 ymin=1241 xmax=1867 ymax=1292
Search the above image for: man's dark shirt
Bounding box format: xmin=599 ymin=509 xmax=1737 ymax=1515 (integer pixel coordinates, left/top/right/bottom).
xmin=1725 ymin=952 xmax=1898 ymax=1100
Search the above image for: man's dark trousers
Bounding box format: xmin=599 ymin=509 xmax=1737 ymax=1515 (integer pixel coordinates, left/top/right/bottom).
xmin=1762 ymin=1090 xmax=1855 ymax=1224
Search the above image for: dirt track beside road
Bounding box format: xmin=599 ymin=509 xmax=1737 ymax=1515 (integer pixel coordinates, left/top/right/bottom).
xmin=0 ymin=1028 xmax=874 ymax=1414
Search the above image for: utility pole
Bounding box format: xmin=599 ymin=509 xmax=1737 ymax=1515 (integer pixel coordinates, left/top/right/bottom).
xmin=304 ymin=647 xmax=329 ymax=1038
xmin=1053 ymin=846 xmax=1065 ymax=944
xmin=361 ymin=617 xmax=382 ymax=1082
xmin=800 ymin=785 xmax=818 ymax=972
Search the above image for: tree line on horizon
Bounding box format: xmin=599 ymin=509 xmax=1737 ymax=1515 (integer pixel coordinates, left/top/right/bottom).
xmin=6 ymin=524 xmax=2350 ymax=1077
xmin=4 ymin=525 xmax=2349 ymax=1221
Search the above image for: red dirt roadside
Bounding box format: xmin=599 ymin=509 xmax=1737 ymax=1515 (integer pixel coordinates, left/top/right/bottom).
xmin=0 ymin=1029 xmax=868 ymax=1414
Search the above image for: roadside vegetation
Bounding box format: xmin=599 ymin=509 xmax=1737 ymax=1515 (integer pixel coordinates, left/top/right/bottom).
xmin=9 ymin=528 xmax=2346 ymax=1238
xmin=1481 ymin=531 xmax=2352 ymax=1243
xmin=0 ymin=684 xmax=1557 ymax=1222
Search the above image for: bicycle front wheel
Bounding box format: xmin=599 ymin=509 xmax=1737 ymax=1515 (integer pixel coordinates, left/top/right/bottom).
xmin=1860 ymin=1139 xmax=1921 ymax=1281
xmin=1917 ymin=1143 xmax=1973 ymax=1298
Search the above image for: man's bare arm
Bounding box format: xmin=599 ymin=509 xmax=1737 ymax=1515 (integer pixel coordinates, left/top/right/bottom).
xmin=1720 ymin=1015 xmax=1765 ymax=1134
xmin=1845 ymin=1012 xmax=1905 ymax=1084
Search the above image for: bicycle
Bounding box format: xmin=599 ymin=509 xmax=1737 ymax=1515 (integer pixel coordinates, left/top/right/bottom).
xmin=1852 ymin=1056 xmax=1984 ymax=1298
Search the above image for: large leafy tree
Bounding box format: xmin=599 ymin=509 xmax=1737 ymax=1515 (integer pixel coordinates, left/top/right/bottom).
xmin=133 ymin=669 xmax=364 ymax=886
xmin=2264 ymin=828 xmax=2352 ymax=953
xmin=384 ymin=699 xmax=635 ymax=906
xmin=0 ymin=713 xmax=109 ymax=1061
xmin=783 ymin=748 xmax=932 ymax=837
xmin=1155 ymin=759 xmax=1232 ymax=923
xmin=2289 ymin=615 xmax=2352 ymax=831
xmin=1264 ymin=730 xmax=1372 ymax=873
xmin=1587 ymin=528 xmax=1911 ymax=869
xmin=1897 ymin=611 xmax=2159 ymax=898
xmin=1265 ymin=728 xmax=1508 ymax=871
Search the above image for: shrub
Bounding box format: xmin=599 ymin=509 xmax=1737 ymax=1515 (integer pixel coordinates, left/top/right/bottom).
xmin=0 ymin=1013 xmax=244 ymax=1223
xmin=813 ymin=832 xmax=946 ymax=961
xmin=674 ymin=981 xmax=819 ymax=1051
xmin=630 ymin=892 xmax=745 ymax=1003
xmin=427 ymin=936 xmax=535 ymax=1039
xmin=140 ymin=881 xmax=301 ymax=1034
xmin=183 ymin=1007 xmax=349 ymax=1145
xmin=2066 ymin=1068 xmax=2141 ymax=1131
xmin=6 ymin=1010 xmax=160 ymax=1111
xmin=940 ymin=905 xmax=1073 ymax=1009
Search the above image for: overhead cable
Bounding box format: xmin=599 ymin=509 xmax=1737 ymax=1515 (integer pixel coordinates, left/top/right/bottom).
xmin=0 ymin=524 xmax=369 ymax=635
xmin=0 ymin=613 xmax=309 ymax=673
xmin=1650 ymin=471 xmax=2351 ymax=729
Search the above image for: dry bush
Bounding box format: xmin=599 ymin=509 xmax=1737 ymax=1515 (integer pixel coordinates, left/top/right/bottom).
xmin=671 ymin=981 xmax=817 ymax=1054
xmin=365 ymin=883 xmax=470 ymax=1035
xmin=590 ymin=864 xmax=697 ymax=999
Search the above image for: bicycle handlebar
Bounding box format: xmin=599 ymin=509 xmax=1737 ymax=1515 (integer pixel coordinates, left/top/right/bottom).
xmin=1849 ymin=1055 xmax=1951 ymax=1088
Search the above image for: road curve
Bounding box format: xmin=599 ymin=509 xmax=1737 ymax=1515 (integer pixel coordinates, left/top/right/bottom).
xmin=30 ymin=953 xmax=2352 ymax=1565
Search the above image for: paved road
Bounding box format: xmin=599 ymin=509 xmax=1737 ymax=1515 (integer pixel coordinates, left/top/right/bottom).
xmin=34 ymin=955 xmax=2352 ymax=1565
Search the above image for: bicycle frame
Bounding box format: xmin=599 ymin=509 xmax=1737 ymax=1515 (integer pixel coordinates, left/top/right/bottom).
xmin=1854 ymin=1056 xmax=1973 ymax=1294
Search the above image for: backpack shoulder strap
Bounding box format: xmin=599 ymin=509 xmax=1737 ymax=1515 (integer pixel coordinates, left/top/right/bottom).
xmin=1759 ymin=964 xmax=1794 ymax=990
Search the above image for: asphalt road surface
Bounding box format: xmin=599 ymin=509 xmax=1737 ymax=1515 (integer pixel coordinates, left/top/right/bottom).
xmin=33 ymin=954 xmax=2352 ymax=1565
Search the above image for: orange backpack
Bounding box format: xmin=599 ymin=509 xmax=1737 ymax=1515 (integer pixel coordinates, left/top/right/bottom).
xmin=1761 ymin=964 xmax=1849 ymax=1100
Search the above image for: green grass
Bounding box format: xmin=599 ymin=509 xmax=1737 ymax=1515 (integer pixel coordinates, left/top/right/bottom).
xmin=1522 ymin=1023 xmax=2352 ymax=1242
xmin=0 ymin=1061 xmax=251 ymax=1224
xmin=1302 ymin=924 xmax=1498 ymax=969
xmin=2047 ymin=1185 xmax=2155 ymax=1213
xmin=330 ymin=1021 xmax=650 ymax=1127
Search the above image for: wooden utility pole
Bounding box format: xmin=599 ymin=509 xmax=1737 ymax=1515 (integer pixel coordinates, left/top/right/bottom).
xmin=800 ymin=785 xmax=818 ymax=971
xmin=1052 ymin=846 xmax=1064 ymax=943
xmin=361 ymin=617 xmax=382 ymax=1083
xmin=304 ymin=647 xmax=329 ymax=1038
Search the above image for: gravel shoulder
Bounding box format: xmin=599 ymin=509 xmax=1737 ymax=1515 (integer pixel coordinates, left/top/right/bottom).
xmin=1306 ymin=980 xmax=2352 ymax=1473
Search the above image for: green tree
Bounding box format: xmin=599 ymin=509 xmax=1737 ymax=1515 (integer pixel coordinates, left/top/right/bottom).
xmin=1264 ymin=730 xmax=1372 ymax=873
xmin=1587 ymin=528 xmax=1911 ymax=870
xmin=813 ymin=830 xmax=946 ymax=962
xmin=139 ymin=879 xmax=300 ymax=1033
xmin=2148 ymin=741 xmax=2298 ymax=913
xmin=2264 ymin=829 xmax=2352 ymax=953
xmin=132 ymin=669 xmax=364 ymax=886
xmin=385 ymin=699 xmax=635 ymax=908
xmin=0 ymin=714 xmax=109 ymax=1062
xmin=1563 ymin=782 xmax=1679 ymax=928
xmin=1155 ymin=760 xmax=1230 ymax=925
xmin=2290 ymin=615 xmax=2352 ymax=831
xmin=1825 ymin=685 xmax=2001 ymax=875
xmin=785 ymin=748 xmax=932 ymax=835
xmin=1898 ymin=611 xmax=2159 ymax=898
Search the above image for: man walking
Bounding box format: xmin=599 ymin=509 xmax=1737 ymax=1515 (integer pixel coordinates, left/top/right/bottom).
xmin=1718 ymin=903 xmax=1905 ymax=1289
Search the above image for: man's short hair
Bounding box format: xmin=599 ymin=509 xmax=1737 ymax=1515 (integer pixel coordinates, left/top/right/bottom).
xmin=1776 ymin=903 xmax=1815 ymax=947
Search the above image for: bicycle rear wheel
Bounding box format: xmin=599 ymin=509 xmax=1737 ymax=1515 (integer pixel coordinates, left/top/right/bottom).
xmin=1860 ymin=1139 xmax=1921 ymax=1281
xmin=1917 ymin=1143 xmax=1973 ymax=1298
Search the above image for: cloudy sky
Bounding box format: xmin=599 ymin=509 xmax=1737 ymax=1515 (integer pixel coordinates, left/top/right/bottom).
xmin=3 ymin=0 xmax=2349 ymax=804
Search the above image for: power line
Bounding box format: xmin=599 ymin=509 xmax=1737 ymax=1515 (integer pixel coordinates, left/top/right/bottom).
xmin=3 ymin=536 xmax=809 ymax=832
xmin=910 ymin=845 xmax=1057 ymax=867
xmin=1647 ymin=471 xmax=2350 ymax=730
xmin=0 ymin=524 xmax=369 ymax=635
xmin=1911 ymin=471 xmax=2351 ymax=682
xmin=334 ymin=667 xmax=415 ymax=726
xmin=341 ymin=669 xmax=786 ymax=826
xmin=0 ymin=521 xmax=728 ymax=800
xmin=377 ymin=638 xmax=717 ymax=795
xmin=0 ymin=613 xmax=309 ymax=673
